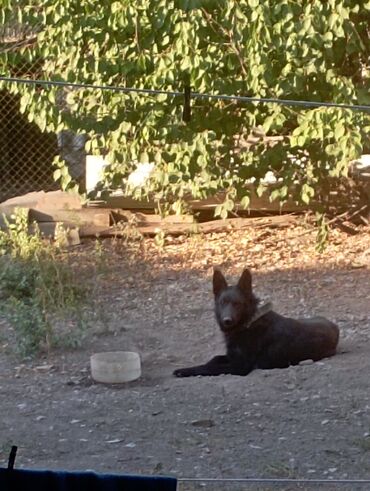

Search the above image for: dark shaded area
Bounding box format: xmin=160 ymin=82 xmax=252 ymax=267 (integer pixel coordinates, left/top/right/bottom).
xmin=0 ymin=90 xmax=59 ymax=201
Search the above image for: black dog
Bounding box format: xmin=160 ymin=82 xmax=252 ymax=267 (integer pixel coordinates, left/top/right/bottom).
xmin=173 ymin=268 xmax=339 ymax=377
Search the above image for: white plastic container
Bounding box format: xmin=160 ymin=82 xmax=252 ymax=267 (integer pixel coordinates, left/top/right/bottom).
xmin=90 ymin=351 xmax=141 ymax=384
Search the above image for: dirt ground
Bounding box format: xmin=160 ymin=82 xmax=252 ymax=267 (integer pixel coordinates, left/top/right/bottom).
xmin=0 ymin=219 xmax=369 ymax=490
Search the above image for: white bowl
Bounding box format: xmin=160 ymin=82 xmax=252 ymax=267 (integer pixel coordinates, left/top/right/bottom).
xmin=90 ymin=351 xmax=141 ymax=383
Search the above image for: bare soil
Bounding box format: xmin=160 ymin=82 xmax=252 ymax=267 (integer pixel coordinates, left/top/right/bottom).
xmin=0 ymin=220 xmax=369 ymax=490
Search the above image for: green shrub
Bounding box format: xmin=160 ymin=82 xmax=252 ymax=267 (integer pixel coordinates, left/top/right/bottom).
xmin=0 ymin=209 xmax=87 ymax=357
xmin=1 ymin=1 xmax=369 ymax=220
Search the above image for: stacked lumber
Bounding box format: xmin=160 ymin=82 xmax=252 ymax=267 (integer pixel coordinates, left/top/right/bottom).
xmin=0 ymin=190 xmax=298 ymax=244
xmin=0 ymin=191 xmax=109 ymax=245
xmin=84 ymin=213 xmax=297 ymax=238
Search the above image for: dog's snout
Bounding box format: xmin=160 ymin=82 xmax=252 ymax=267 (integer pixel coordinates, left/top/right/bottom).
xmin=223 ymin=317 xmax=233 ymax=328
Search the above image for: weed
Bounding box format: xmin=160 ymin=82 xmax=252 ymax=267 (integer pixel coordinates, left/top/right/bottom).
xmin=263 ymin=461 xmax=297 ymax=479
xmin=154 ymin=229 xmax=166 ymax=249
xmin=0 ymin=208 xmax=88 ymax=358
xmin=315 ymin=212 xmax=329 ymax=253
xmin=0 ymin=207 xmax=43 ymax=259
xmin=354 ymin=436 xmax=370 ymax=452
xmin=93 ymin=239 xmax=111 ymax=275
xmin=0 ymin=440 xmax=15 ymax=461
xmin=116 ymin=215 xmax=144 ymax=244
xmin=4 ymin=297 xmax=53 ymax=356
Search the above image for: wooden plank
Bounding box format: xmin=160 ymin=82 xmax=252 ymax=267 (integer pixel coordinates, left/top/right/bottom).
xmin=36 ymin=221 xmax=103 ymax=239
xmin=0 ymin=190 xmax=83 ymax=211
xmin=102 ymin=186 xmax=304 ymax=213
xmin=0 ymin=190 xmax=84 ymax=229
xmin=79 ymin=215 xmax=297 ymax=238
xmin=110 ymin=209 xmax=194 ymax=225
xmin=29 ymin=208 xmax=111 ymax=227
xmin=105 ymin=195 xmax=155 ymax=210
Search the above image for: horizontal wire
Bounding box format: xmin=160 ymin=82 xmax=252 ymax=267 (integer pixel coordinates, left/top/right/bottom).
xmin=1 ymin=76 xmax=369 ymax=112
xmin=178 ymin=477 xmax=370 ymax=484
xmin=0 ymin=76 xmax=183 ymax=97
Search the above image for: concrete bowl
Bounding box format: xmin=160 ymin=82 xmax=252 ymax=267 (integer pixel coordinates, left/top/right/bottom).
xmin=90 ymin=351 xmax=141 ymax=383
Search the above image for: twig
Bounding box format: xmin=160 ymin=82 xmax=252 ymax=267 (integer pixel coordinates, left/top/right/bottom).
xmin=327 ymin=204 xmax=368 ymax=226
xmin=274 ymin=204 xmax=369 ymax=243
xmin=201 ymin=8 xmax=248 ymax=78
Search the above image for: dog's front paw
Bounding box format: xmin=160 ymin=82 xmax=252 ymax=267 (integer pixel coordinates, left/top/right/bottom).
xmin=173 ymin=367 xmax=192 ymax=377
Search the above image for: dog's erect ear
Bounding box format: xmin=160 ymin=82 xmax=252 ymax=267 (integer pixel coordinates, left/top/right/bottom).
xmin=237 ymin=268 xmax=252 ymax=295
xmin=213 ymin=268 xmax=228 ymax=296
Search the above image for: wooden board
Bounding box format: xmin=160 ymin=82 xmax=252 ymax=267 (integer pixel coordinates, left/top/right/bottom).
xmin=78 ymin=215 xmax=298 ymax=238
xmin=110 ymin=209 xmax=194 ymax=225
xmin=0 ymin=190 xmax=83 ymax=211
xmin=102 ymin=186 xmax=304 ymax=213
xmin=0 ymin=190 xmax=84 ymax=230
xmin=29 ymin=208 xmax=111 ymax=227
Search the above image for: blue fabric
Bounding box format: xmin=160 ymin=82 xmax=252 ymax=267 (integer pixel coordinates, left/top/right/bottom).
xmin=0 ymin=468 xmax=177 ymax=491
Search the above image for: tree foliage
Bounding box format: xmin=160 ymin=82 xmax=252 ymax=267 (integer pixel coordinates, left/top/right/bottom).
xmin=1 ymin=0 xmax=369 ymax=217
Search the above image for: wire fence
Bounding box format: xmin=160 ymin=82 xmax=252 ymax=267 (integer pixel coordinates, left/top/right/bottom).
xmin=0 ymin=81 xmax=91 ymax=202
xmin=2 ymin=76 xmax=370 ymax=112
xmin=177 ymin=477 xmax=370 ymax=490
xmin=0 ymin=21 xmax=57 ymax=202
xmin=0 ymin=87 xmax=60 ymax=202
xmin=1 ymin=75 xmax=369 ymax=206
xmin=1 ymin=13 xmax=369 ymax=206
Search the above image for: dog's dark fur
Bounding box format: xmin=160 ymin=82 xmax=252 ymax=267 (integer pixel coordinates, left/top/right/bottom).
xmin=173 ymin=268 xmax=339 ymax=377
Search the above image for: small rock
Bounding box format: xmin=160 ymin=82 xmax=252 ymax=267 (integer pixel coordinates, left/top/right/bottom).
xmin=125 ymin=442 xmax=136 ymax=448
xmin=299 ymin=359 xmax=314 ymax=366
xmin=34 ymin=364 xmax=54 ymax=372
xmin=191 ymin=419 xmax=215 ymax=428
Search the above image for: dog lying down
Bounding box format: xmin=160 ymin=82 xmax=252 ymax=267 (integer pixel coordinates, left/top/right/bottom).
xmin=174 ymin=268 xmax=339 ymax=377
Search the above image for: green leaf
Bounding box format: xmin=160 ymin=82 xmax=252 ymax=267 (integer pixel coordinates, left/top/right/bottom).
xmin=53 ymin=169 xmax=62 ymax=181
xmin=140 ymin=152 xmax=149 ymax=163
xmin=240 ymin=195 xmax=250 ymax=209
xmin=334 ymin=123 xmax=345 ymax=139
xmin=301 ymin=183 xmax=315 ymax=205
xmin=255 ymin=183 xmax=266 ymax=198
